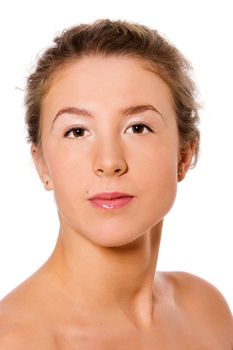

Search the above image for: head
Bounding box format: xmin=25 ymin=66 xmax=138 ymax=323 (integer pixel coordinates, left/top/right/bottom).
xmin=25 ymin=19 xmax=200 ymax=247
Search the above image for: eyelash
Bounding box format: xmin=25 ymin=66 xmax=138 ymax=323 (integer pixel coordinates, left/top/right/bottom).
xmin=64 ymin=123 xmax=153 ymax=138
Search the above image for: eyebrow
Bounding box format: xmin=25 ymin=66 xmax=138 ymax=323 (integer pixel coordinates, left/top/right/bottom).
xmin=52 ymin=104 xmax=164 ymax=128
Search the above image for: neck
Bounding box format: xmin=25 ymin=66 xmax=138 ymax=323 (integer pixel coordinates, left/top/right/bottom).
xmin=46 ymin=220 xmax=163 ymax=329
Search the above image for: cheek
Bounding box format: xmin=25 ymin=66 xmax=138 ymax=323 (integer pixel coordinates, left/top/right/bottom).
xmin=44 ymin=146 xmax=88 ymax=210
xmin=141 ymin=148 xmax=178 ymax=186
xmin=46 ymin=144 xmax=86 ymax=181
xmin=136 ymin=140 xmax=179 ymax=215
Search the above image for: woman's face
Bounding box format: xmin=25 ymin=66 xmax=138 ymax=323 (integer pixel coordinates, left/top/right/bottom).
xmin=34 ymin=55 xmax=189 ymax=247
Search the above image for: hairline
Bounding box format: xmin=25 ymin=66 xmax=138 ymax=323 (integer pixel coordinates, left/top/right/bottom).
xmin=37 ymin=52 xmax=177 ymax=149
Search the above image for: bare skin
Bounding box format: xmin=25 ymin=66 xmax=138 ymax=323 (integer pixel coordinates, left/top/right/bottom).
xmin=0 ymin=55 xmax=232 ymax=349
xmin=0 ymin=266 xmax=232 ymax=349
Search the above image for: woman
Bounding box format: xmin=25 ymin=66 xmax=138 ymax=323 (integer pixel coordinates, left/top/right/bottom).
xmin=0 ymin=19 xmax=232 ymax=348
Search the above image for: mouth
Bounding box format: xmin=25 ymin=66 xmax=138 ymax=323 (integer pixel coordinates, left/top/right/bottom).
xmin=88 ymin=192 xmax=135 ymax=210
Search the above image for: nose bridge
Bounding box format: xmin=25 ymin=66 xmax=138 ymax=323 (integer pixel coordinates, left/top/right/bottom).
xmin=93 ymin=131 xmax=128 ymax=176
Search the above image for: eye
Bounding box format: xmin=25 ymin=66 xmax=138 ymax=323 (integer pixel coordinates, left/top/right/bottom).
xmin=64 ymin=127 xmax=87 ymax=138
xmin=64 ymin=123 xmax=153 ymax=139
xmin=126 ymin=123 xmax=153 ymax=134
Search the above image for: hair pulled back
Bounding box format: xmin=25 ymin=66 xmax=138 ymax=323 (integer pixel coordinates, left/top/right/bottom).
xmin=25 ymin=19 xmax=200 ymax=167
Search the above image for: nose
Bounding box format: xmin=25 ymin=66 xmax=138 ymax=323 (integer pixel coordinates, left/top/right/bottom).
xmin=93 ymin=139 xmax=128 ymax=177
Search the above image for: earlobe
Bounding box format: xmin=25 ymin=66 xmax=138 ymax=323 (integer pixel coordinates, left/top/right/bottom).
xmin=31 ymin=144 xmax=53 ymax=191
xmin=178 ymin=142 xmax=196 ymax=182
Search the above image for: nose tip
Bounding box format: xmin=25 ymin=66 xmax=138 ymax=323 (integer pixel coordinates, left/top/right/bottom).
xmin=93 ymin=138 xmax=128 ymax=177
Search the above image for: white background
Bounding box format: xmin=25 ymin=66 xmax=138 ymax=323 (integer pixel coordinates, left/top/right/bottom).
xmin=0 ymin=0 xmax=232 ymax=311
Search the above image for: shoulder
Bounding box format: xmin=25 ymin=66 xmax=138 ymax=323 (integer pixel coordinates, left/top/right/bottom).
xmin=166 ymin=271 xmax=232 ymax=314
xmin=160 ymin=271 xmax=233 ymax=345
xmin=0 ymin=277 xmax=56 ymax=349
xmin=0 ymin=303 xmax=56 ymax=350
xmin=0 ymin=323 xmax=40 ymax=350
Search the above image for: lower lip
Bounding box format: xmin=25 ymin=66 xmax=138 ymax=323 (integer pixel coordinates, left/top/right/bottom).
xmin=89 ymin=197 xmax=134 ymax=210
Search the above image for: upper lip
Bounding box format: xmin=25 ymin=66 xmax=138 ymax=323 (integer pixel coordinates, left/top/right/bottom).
xmin=89 ymin=192 xmax=134 ymax=200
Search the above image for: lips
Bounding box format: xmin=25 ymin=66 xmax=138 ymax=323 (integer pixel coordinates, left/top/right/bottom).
xmin=89 ymin=192 xmax=134 ymax=210
xmin=89 ymin=192 xmax=134 ymax=200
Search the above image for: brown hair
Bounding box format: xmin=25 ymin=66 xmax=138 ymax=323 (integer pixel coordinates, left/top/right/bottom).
xmin=25 ymin=18 xmax=200 ymax=167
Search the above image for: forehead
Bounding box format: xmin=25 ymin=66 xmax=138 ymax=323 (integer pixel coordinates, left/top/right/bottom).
xmin=41 ymin=55 xmax=175 ymax=119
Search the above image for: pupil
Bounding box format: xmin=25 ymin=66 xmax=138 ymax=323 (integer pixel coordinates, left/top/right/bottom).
xmin=134 ymin=125 xmax=143 ymax=133
xmin=74 ymin=128 xmax=84 ymax=137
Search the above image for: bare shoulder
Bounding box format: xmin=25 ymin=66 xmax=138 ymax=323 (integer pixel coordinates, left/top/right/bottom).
xmin=0 ymin=273 xmax=56 ymax=349
xmin=0 ymin=319 xmax=53 ymax=350
xmin=0 ymin=306 xmax=54 ymax=350
xmin=161 ymin=271 xmax=233 ymax=345
xmin=0 ymin=299 xmax=56 ymax=350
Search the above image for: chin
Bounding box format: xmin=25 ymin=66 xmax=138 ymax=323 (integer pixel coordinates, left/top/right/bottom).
xmin=78 ymin=219 xmax=159 ymax=248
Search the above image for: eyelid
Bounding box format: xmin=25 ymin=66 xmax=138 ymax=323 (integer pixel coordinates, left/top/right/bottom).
xmin=64 ymin=125 xmax=89 ymax=138
xmin=126 ymin=120 xmax=155 ymax=135
xmin=127 ymin=121 xmax=153 ymax=131
xmin=63 ymin=121 xmax=154 ymax=138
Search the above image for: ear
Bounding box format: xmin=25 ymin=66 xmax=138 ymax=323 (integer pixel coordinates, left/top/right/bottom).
xmin=178 ymin=142 xmax=196 ymax=182
xmin=31 ymin=144 xmax=53 ymax=191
